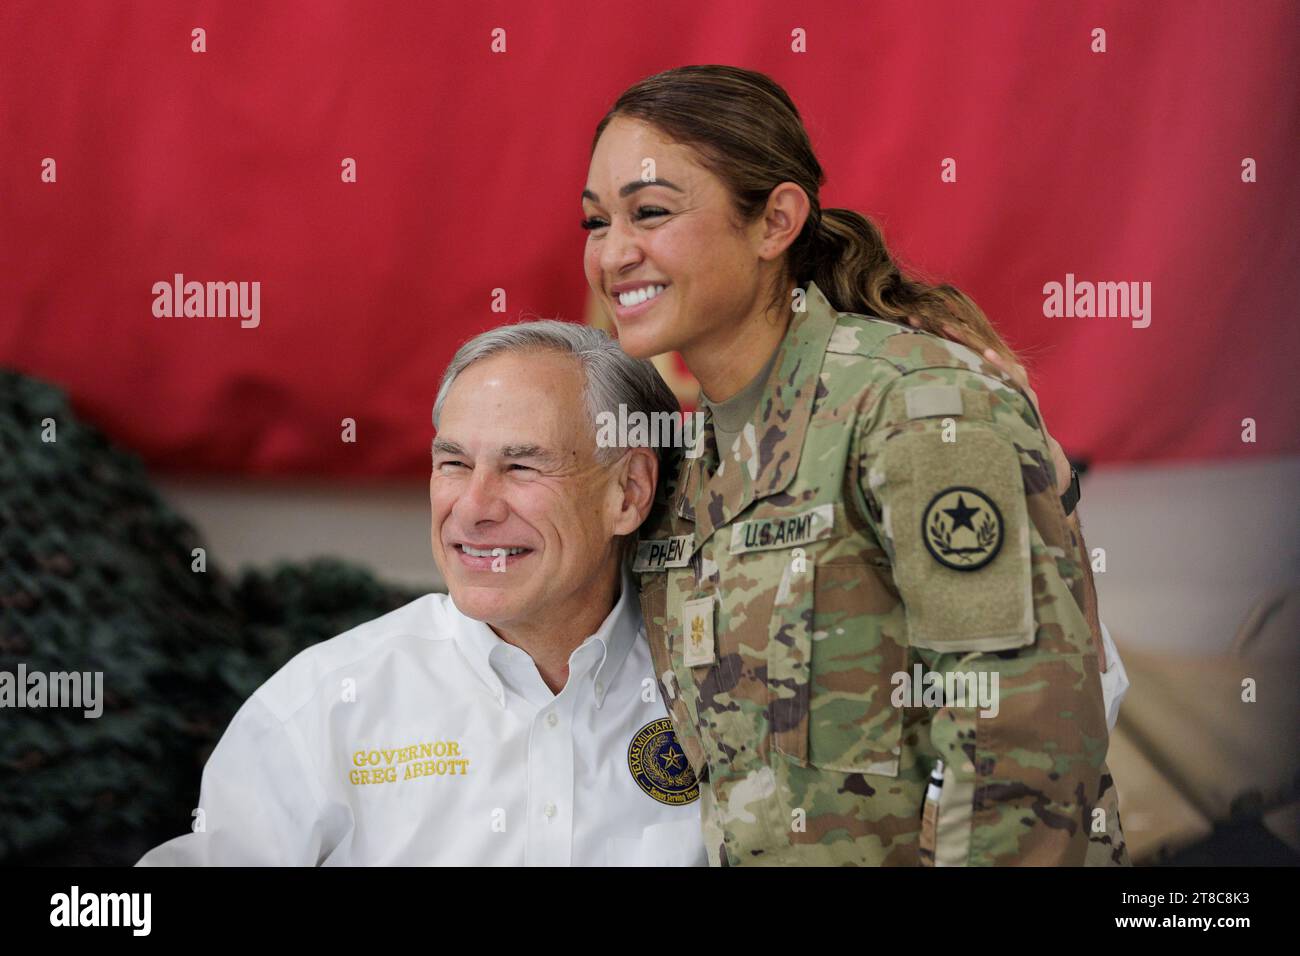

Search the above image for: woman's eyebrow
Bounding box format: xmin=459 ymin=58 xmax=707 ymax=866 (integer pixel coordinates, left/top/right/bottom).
xmin=582 ymin=178 xmax=684 ymax=203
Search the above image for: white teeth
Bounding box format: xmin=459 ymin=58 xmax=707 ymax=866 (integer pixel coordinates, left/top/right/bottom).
xmin=461 ymin=545 xmax=527 ymax=558
xmin=618 ymin=284 xmax=666 ymax=308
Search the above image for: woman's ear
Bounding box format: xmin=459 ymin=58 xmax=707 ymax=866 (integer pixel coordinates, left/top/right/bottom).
xmin=758 ymin=181 xmax=812 ymax=261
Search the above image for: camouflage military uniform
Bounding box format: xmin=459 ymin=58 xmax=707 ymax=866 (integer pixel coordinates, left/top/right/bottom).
xmin=634 ymin=280 xmax=1128 ymax=865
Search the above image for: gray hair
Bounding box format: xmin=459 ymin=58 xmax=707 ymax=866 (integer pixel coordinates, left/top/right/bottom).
xmin=432 ymin=319 xmax=681 ymax=467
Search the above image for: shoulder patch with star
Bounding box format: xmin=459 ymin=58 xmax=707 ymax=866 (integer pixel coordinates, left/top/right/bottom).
xmin=921 ymin=486 xmax=1004 ymax=571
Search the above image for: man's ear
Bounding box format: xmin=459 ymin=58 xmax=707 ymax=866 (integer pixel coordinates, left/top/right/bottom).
xmin=611 ymin=447 xmax=658 ymax=537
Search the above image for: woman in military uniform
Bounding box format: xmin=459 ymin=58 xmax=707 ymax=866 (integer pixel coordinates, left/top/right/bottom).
xmin=580 ymin=65 xmax=1127 ymax=866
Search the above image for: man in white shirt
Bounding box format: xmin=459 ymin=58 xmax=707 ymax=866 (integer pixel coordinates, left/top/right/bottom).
xmin=138 ymin=321 xmax=707 ymax=866
xmin=136 ymin=319 xmax=1128 ymax=867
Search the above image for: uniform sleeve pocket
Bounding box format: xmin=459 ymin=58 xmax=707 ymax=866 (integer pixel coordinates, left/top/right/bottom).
xmin=872 ymin=423 xmax=1035 ymax=653
xmin=768 ymin=558 xmax=904 ymax=777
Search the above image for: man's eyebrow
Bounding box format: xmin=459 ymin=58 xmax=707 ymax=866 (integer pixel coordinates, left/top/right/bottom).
xmin=501 ymin=443 xmax=563 ymax=465
xmin=432 ymin=439 xmax=563 ymax=465
xmin=581 ymin=178 xmax=684 ymax=204
xmin=431 ymin=438 xmax=466 ymax=457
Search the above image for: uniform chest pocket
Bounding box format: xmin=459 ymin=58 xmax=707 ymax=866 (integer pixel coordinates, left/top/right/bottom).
xmin=636 ymin=573 xmax=708 ymax=777
xmin=768 ymin=555 xmax=906 ymax=777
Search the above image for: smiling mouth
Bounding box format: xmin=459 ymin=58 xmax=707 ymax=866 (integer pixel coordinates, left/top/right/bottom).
xmin=615 ymin=283 xmax=669 ymax=308
xmin=612 ymin=282 xmax=672 ymax=318
xmin=455 ymin=544 xmax=532 ymax=558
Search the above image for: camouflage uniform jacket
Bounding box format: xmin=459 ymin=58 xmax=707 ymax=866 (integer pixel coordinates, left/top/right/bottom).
xmin=633 ymin=280 xmax=1128 ymax=866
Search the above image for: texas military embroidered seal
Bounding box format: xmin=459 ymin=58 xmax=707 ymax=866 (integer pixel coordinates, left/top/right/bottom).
xmin=627 ymin=718 xmax=700 ymax=806
xmin=921 ymin=486 xmax=1004 ymax=571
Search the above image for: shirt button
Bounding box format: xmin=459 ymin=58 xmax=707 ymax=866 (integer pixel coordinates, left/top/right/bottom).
xmin=594 ymin=682 xmax=605 ymax=697
xmin=543 ymin=802 xmax=557 ymax=819
xmin=546 ymin=712 xmax=558 ymax=728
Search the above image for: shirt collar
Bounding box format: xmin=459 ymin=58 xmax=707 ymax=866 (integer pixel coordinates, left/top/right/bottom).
xmin=589 ymin=562 xmax=640 ymax=707
xmin=676 ymin=278 xmax=840 ymax=542
xmin=446 ymin=562 xmax=641 ymax=710
xmin=448 ymin=596 xmax=509 ymax=707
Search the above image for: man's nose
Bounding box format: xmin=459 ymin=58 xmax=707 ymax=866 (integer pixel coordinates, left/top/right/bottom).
xmin=452 ymin=466 xmax=510 ymax=525
xmin=599 ymin=212 xmax=643 ymax=275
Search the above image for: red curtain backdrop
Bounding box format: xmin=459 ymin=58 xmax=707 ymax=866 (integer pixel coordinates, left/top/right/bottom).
xmin=2 ymin=0 xmax=1297 ymax=476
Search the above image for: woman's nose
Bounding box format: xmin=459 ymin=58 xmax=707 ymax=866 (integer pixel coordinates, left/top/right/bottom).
xmin=600 ymin=213 xmax=643 ymax=273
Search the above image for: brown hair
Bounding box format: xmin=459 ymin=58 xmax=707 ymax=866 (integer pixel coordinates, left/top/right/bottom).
xmin=591 ymin=64 xmax=1018 ymax=364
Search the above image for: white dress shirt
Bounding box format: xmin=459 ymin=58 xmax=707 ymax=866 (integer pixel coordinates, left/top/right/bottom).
xmin=1098 ymin=620 xmax=1129 ymax=732
xmin=136 ymin=566 xmax=706 ymax=866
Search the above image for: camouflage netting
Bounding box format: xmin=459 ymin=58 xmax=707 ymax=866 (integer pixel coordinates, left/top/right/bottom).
xmin=0 ymin=370 xmax=423 ymax=865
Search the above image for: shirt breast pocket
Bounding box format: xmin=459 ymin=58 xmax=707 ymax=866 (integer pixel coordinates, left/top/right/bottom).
xmin=768 ymin=551 xmax=906 ymax=777
xmin=604 ymin=817 xmax=707 ymax=867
